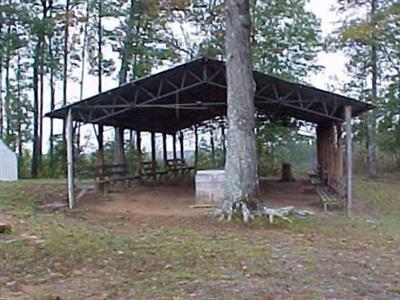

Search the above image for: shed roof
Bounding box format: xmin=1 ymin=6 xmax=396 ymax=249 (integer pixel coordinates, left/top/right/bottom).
xmin=46 ymin=57 xmax=373 ymax=133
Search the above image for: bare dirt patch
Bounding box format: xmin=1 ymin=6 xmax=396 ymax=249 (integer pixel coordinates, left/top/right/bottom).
xmin=79 ymin=179 xmax=322 ymax=218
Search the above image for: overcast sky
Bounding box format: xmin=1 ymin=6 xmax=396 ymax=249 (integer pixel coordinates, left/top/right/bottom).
xmin=43 ymin=0 xmax=348 ymax=153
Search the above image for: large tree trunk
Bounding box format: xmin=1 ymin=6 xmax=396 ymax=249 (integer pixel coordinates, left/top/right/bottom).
xmin=215 ymin=0 xmax=259 ymax=220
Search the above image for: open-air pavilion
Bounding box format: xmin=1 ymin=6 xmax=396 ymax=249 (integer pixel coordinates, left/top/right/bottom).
xmin=46 ymin=57 xmax=373 ymax=211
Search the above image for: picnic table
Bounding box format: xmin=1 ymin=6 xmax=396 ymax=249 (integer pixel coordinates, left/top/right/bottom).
xmin=165 ymin=158 xmax=194 ymax=177
xmin=139 ymin=161 xmax=168 ymax=181
xmin=92 ymin=164 xmax=139 ymax=193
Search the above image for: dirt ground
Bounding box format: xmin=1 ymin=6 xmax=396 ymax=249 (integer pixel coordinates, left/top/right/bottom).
xmin=79 ymin=179 xmax=321 ymax=219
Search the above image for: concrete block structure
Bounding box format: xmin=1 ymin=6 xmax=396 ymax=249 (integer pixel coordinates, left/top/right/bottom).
xmin=195 ymin=170 xmax=225 ymax=204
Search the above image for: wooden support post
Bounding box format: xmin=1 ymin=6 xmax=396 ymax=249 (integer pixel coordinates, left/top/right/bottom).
xmin=194 ymin=125 xmax=199 ymax=169
xmin=179 ymin=131 xmax=184 ymax=159
xmin=210 ymin=126 xmax=215 ymax=168
xmin=97 ymin=125 xmax=104 ymax=169
xmin=151 ymin=132 xmax=156 ymax=175
xmin=336 ymin=124 xmax=344 ymax=185
xmin=221 ymin=124 xmax=226 ymax=165
xmin=162 ymin=132 xmax=168 ymax=162
xmin=172 ymin=133 xmax=177 ymax=160
xmin=136 ymin=130 xmax=141 ymax=154
xmin=345 ymin=106 xmax=352 ymax=215
xmin=66 ymin=109 xmax=75 ymax=209
xmin=136 ymin=130 xmax=142 ymax=174
xmin=118 ymin=127 xmax=125 ymax=167
xmin=129 ymin=130 xmax=134 ymax=151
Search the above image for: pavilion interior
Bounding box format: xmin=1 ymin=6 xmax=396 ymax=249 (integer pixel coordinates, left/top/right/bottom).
xmin=46 ymin=57 xmax=373 ymax=210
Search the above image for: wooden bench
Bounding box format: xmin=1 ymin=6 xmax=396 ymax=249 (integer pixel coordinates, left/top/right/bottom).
xmin=315 ymin=185 xmax=341 ymax=212
xmin=139 ymin=161 xmax=168 ymax=181
xmin=308 ymin=168 xmax=341 ymax=211
xmin=165 ymin=159 xmax=194 ymax=177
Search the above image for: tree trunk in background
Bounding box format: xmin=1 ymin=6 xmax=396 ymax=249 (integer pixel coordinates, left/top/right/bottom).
xmin=16 ymin=51 xmax=23 ymax=157
xmin=114 ymin=0 xmax=136 ymax=165
xmin=79 ymin=0 xmax=90 ymax=102
xmin=113 ymin=128 xmax=125 ymax=166
xmin=220 ymin=0 xmax=259 ymax=210
xmin=31 ymin=41 xmax=41 ymax=178
xmin=97 ymin=0 xmax=103 ymax=93
xmin=74 ymin=0 xmax=90 ymax=167
xmin=281 ymin=163 xmax=295 ymax=182
xmin=62 ymin=0 xmax=71 ymax=174
xmin=39 ymin=35 xmax=44 ymax=160
xmin=5 ymin=28 xmax=11 ymax=142
xmin=38 ymin=0 xmax=49 ymax=164
xmin=367 ymin=0 xmax=378 ymax=177
xmin=48 ymin=3 xmax=55 ymax=174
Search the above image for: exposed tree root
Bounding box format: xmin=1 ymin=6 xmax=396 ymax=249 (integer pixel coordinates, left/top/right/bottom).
xmin=212 ymin=200 xmax=314 ymax=224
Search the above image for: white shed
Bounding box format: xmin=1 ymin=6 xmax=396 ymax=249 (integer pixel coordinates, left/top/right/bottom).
xmin=0 ymin=138 xmax=18 ymax=181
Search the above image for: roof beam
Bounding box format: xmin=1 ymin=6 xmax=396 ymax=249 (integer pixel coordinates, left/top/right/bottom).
xmin=88 ymin=75 xmax=207 ymax=124
xmin=206 ymin=81 xmax=344 ymax=122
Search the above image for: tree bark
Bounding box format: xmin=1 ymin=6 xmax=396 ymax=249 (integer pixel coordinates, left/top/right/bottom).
xmin=281 ymin=163 xmax=295 ymax=182
xmin=114 ymin=0 xmax=136 ymax=164
xmin=218 ymin=0 xmax=259 ymax=216
xmin=113 ymin=128 xmax=125 ymax=166
xmin=16 ymin=51 xmax=22 ymax=158
xmin=38 ymin=0 xmax=50 ymax=163
xmin=31 ymin=40 xmax=41 ymax=178
xmin=97 ymin=0 xmax=103 ymax=93
xmin=48 ymin=2 xmax=55 ymax=174
xmin=62 ymin=0 xmax=71 ymax=174
xmin=367 ymin=0 xmax=378 ymax=177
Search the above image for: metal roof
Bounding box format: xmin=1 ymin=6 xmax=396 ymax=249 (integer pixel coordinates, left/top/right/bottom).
xmin=46 ymin=57 xmax=374 ymax=133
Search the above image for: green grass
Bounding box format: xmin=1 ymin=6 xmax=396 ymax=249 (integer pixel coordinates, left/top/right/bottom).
xmin=1 ymin=211 xmax=274 ymax=298
xmin=354 ymin=176 xmax=400 ymax=234
xmin=354 ymin=177 xmax=400 ymax=214
xmin=1 ymin=177 xmax=400 ymax=299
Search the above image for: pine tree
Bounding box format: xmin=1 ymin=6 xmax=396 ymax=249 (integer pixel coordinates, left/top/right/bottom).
xmin=332 ymin=0 xmax=399 ymax=175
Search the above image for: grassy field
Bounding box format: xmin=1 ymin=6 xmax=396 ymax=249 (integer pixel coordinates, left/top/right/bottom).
xmin=1 ymin=177 xmax=400 ymax=299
